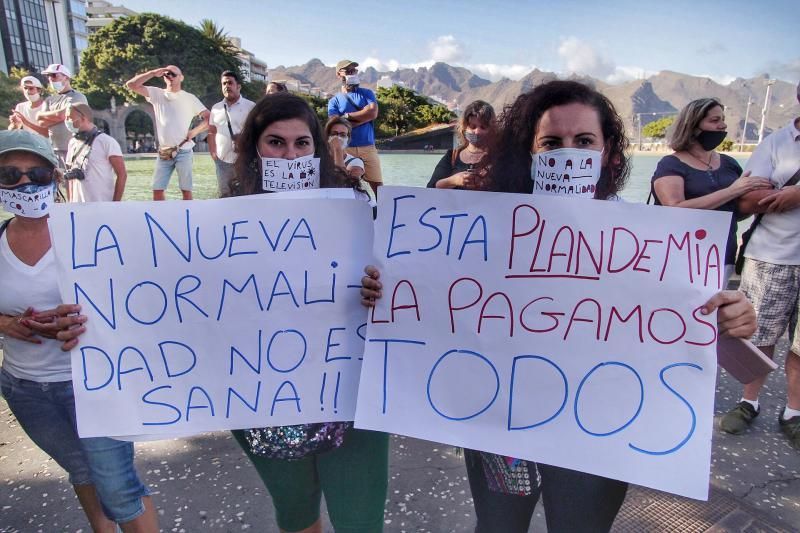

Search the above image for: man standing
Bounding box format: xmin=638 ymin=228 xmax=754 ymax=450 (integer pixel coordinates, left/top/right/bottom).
xmin=327 ymin=59 xmax=383 ymax=196
xmin=721 ymin=80 xmax=800 ymax=449
xmin=8 ymin=76 xmax=48 ymax=137
xmin=125 ymin=65 xmax=209 ymax=201
xmin=64 ymin=103 xmax=127 ymax=202
xmin=208 ymin=70 xmax=254 ymax=197
xmin=36 ymin=64 xmax=87 ymax=166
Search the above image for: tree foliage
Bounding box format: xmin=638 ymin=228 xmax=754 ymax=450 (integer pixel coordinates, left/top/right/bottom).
xmin=641 ymin=116 xmax=675 ymax=139
xmin=719 ymin=138 xmax=734 ymax=152
xmin=74 ymin=13 xmax=243 ymax=109
xmin=198 ymin=19 xmax=239 ymax=56
xmin=374 ymin=85 xmax=455 ymax=138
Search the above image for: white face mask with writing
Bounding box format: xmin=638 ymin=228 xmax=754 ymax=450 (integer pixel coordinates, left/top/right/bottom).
xmin=530 ymin=147 xmax=603 ymax=199
xmin=0 ymin=182 xmax=55 ymax=218
xmin=258 ymin=153 xmax=321 ymax=192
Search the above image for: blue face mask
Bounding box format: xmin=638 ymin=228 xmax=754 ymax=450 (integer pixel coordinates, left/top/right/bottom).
xmin=0 ymin=181 xmax=56 ymax=218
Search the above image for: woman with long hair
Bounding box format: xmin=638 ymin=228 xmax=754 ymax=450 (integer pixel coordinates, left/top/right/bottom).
xmin=362 ymin=80 xmax=757 ymax=532
xmin=652 ymin=98 xmax=771 ymax=284
xmin=230 ymin=92 xmax=388 ymax=533
xmin=427 ymin=100 xmax=495 ymax=189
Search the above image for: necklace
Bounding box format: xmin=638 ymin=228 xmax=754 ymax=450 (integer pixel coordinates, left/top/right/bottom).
xmin=687 ymin=150 xmax=715 ymax=175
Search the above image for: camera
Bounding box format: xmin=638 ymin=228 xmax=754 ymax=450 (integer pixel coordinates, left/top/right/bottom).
xmin=64 ymin=168 xmax=86 ymax=181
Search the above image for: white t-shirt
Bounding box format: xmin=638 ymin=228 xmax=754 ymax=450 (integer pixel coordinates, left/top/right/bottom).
xmin=209 ymin=96 xmax=255 ymax=163
xmin=743 ymin=119 xmax=800 ymax=265
xmin=344 ymin=155 xmax=365 ymax=172
xmin=66 ymin=131 xmax=123 ymax=202
xmin=145 ymin=86 xmax=206 ymax=150
xmin=0 ymin=230 xmax=71 ymax=382
xmin=13 ymin=100 xmax=44 ymax=134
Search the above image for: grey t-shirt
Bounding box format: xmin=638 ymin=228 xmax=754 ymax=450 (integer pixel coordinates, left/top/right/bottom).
xmin=44 ymin=89 xmax=87 ymax=152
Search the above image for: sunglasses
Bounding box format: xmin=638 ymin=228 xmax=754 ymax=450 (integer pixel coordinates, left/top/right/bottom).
xmin=0 ymin=166 xmax=55 ymax=186
xmin=163 ymin=71 xmax=177 ymax=79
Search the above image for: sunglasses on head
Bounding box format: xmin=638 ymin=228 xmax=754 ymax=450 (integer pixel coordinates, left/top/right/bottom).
xmin=163 ymin=71 xmax=177 ymax=79
xmin=0 ymin=166 xmax=55 ymax=186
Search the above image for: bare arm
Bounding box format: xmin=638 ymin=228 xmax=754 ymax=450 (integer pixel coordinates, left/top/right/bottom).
xmin=347 ymin=102 xmax=379 ymax=126
xmin=109 ymin=155 xmax=127 ymax=201
xmin=13 ymin=110 xmax=49 ymax=135
xmin=653 ymin=172 xmax=772 ymax=210
xmin=185 ymin=109 xmax=210 ymax=141
xmin=37 ymin=108 xmax=66 ymax=126
xmin=207 ymin=123 xmax=218 ymax=160
xmin=125 ymin=68 xmax=165 ymax=98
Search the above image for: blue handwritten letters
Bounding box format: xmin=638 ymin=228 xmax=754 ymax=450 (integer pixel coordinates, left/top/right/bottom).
xmin=355 ymin=186 xmax=730 ymax=501
xmin=49 ymin=195 xmax=372 ymax=438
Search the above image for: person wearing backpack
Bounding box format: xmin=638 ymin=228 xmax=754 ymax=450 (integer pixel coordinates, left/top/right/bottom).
xmin=64 ymin=103 xmax=127 ymax=203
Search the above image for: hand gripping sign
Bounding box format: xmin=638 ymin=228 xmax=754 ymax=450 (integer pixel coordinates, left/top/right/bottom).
xmin=355 ymin=186 xmax=730 ymax=500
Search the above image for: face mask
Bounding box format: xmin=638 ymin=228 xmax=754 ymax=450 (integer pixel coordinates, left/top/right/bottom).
xmin=24 ymin=91 xmax=40 ymax=103
xmin=50 ymin=80 xmax=65 ymax=92
xmin=344 ymin=74 xmax=360 ymax=86
xmin=464 ymin=131 xmax=484 ymax=146
xmin=0 ymin=182 xmax=55 ymax=218
xmin=530 ymin=147 xmax=603 ymax=198
xmin=259 ymin=154 xmax=321 ymax=192
xmin=330 ymin=135 xmax=349 ymax=150
xmin=65 ymin=119 xmax=79 ymax=134
xmin=696 ymin=130 xmax=727 ymax=151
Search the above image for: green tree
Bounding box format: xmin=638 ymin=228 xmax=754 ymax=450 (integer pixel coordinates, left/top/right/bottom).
xmin=74 ymin=13 xmax=243 ymax=109
xmin=642 ymin=116 xmax=675 ymax=139
xmin=719 ymin=138 xmax=734 ymax=152
xmin=198 ymin=19 xmax=240 ymax=56
xmin=373 ymin=86 xmax=451 ymax=138
xmin=240 ymin=80 xmax=266 ymax=102
xmin=415 ymin=104 xmax=455 ymax=126
xmin=0 ymin=72 xmax=20 ymax=129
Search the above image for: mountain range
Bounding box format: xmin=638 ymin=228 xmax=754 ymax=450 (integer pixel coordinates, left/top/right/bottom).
xmin=270 ymin=59 xmax=799 ymax=141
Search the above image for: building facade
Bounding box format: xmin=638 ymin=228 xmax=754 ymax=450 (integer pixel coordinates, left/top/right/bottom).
xmin=0 ymin=0 xmax=87 ymax=74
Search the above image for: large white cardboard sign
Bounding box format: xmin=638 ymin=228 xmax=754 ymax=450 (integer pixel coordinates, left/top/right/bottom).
xmin=48 ymin=195 xmax=372 ymax=438
xmin=355 ymin=186 xmax=730 ymax=500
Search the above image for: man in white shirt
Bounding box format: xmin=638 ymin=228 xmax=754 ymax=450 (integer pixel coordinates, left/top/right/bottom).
xmin=208 ymin=70 xmax=255 ymax=197
xmin=64 ymin=103 xmax=127 ymax=202
xmin=8 ymin=76 xmax=48 ymax=137
xmin=125 ymin=65 xmax=209 ymax=201
xmin=36 ymin=64 xmax=87 ymax=166
xmin=721 ymin=80 xmax=800 ymax=449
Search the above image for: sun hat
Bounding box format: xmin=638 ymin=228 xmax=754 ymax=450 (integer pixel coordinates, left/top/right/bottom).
xmin=41 ymin=63 xmax=73 ymax=78
xmin=0 ymin=130 xmax=60 ymax=168
xmin=20 ymin=75 xmax=44 ymax=88
xmin=336 ymin=59 xmax=359 ymax=72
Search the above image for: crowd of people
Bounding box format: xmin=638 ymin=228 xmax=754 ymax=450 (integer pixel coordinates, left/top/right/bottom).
xmin=1 ymin=56 xmax=798 ymax=532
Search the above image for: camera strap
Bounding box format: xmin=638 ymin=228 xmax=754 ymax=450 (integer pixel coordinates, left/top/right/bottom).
xmin=223 ymin=104 xmax=236 ymax=138
xmin=67 ymin=128 xmax=102 ymax=170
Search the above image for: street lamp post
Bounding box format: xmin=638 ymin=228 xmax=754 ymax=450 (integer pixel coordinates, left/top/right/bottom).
xmin=740 ymin=97 xmax=752 ymax=151
xmin=758 ymin=79 xmax=776 ymax=144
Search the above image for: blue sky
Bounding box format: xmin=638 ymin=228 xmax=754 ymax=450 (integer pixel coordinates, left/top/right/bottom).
xmin=122 ymin=0 xmax=799 ymax=84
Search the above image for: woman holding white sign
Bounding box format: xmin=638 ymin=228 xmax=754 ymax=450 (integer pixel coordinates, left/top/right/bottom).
xmin=362 ymin=80 xmax=757 ymax=532
xmin=0 ymin=130 xmax=158 ymax=532
xmin=229 ymin=93 xmax=388 ymax=533
xmin=651 ymin=98 xmax=772 ymax=284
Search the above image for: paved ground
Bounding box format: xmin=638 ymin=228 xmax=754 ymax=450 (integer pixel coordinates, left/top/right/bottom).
xmin=2 ymin=346 xmax=799 ymax=532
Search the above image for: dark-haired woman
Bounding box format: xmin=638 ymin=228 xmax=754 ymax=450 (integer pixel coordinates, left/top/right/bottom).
xmin=362 ymin=80 xmax=757 ymax=532
xmin=652 ymin=98 xmax=771 ymax=284
xmin=427 ymin=100 xmax=495 ymax=189
xmin=230 ymin=92 xmax=388 ymax=533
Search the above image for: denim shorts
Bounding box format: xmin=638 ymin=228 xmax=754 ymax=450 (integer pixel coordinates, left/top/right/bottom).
xmin=1 ymin=368 xmax=149 ymax=522
xmin=153 ymin=148 xmax=193 ymax=191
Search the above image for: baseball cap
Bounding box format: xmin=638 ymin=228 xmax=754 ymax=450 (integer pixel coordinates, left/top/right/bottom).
xmin=20 ymin=75 xmax=44 ymax=88
xmin=336 ymin=59 xmax=358 ymax=72
xmin=41 ymin=63 xmax=73 ymax=78
xmin=0 ymin=130 xmax=60 ymax=168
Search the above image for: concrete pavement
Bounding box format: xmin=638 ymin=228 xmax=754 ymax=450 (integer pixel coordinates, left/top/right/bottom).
xmin=1 ymin=348 xmax=798 ymax=532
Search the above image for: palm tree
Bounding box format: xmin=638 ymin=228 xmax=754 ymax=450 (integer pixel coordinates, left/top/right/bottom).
xmin=198 ymin=19 xmax=238 ymax=56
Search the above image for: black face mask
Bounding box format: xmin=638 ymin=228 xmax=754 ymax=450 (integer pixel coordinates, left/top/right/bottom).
xmin=696 ymin=130 xmax=727 ymax=151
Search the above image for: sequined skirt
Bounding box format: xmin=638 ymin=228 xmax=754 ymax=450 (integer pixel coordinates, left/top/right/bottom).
xmin=243 ymin=422 xmax=351 ymax=460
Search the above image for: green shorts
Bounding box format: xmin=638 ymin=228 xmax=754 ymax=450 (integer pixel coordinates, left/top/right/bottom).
xmin=232 ymin=428 xmax=389 ymax=532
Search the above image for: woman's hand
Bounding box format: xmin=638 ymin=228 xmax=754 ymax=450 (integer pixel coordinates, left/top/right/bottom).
xmin=360 ymin=265 xmax=382 ymax=308
xmin=435 ymin=170 xmax=476 ymax=189
xmin=28 ymin=304 xmax=87 ymax=351
xmin=728 ymin=171 xmax=773 ymax=196
xmin=700 ymin=291 xmax=756 ymax=338
xmin=0 ymin=308 xmax=41 ymax=345
xmin=328 ymin=137 xmax=344 ymax=164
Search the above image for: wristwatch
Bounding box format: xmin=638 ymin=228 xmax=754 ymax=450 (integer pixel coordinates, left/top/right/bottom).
xmin=344 ymin=113 xmax=351 ymax=121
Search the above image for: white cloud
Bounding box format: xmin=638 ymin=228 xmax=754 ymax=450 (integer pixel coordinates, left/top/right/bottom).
xmin=429 ymin=35 xmax=468 ymax=63
xmin=469 ymin=63 xmax=537 ymax=81
xmin=558 ymin=37 xmax=615 ymax=80
xmin=360 ymin=56 xmax=401 ymax=72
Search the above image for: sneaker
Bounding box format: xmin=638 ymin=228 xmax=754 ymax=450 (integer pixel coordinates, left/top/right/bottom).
xmin=779 ymin=413 xmax=800 ymax=449
xmin=719 ymin=401 xmax=759 ymax=434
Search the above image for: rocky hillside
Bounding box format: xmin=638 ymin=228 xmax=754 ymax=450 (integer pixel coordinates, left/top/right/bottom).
xmin=269 ymin=59 xmax=798 ymax=140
